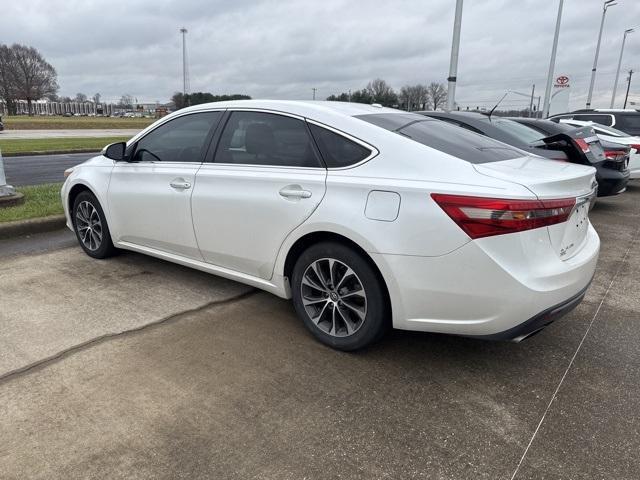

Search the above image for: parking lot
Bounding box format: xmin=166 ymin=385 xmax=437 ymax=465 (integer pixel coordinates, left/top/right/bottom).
xmin=0 ymin=184 xmax=638 ymax=479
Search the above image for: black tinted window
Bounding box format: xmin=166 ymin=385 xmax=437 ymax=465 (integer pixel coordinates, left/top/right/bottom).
xmin=357 ymin=114 xmax=522 ymax=164
xmin=134 ymin=111 xmax=221 ymax=162
xmin=215 ymin=112 xmax=321 ymax=168
xmin=308 ymin=123 xmax=371 ymax=168
xmin=617 ymin=114 xmax=640 ymax=132
xmin=575 ymin=114 xmax=613 ymax=126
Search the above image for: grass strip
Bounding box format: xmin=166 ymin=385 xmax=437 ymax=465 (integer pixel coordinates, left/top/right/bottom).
xmin=0 ymin=183 xmax=64 ymax=223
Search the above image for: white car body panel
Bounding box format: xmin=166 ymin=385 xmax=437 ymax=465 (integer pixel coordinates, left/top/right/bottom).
xmin=61 ymin=100 xmax=601 ymax=339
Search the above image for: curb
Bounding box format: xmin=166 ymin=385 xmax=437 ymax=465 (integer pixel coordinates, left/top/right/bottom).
xmin=0 ymin=214 xmax=67 ymax=239
xmin=0 ymin=192 xmax=25 ymax=207
xmin=2 ymin=149 xmax=100 ymax=157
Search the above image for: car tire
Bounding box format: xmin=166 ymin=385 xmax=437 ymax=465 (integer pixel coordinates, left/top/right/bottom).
xmin=72 ymin=190 xmax=117 ymax=259
xmin=291 ymin=241 xmax=389 ymax=351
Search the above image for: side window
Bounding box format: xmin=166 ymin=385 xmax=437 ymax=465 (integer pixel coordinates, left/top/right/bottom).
xmin=214 ymin=111 xmax=322 ymax=168
xmin=575 ymin=114 xmax=613 ymax=126
xmin=133 ymin=111 xmax=222 ymax=163
xmin=308 ymin=123 xmax=371 ymax=168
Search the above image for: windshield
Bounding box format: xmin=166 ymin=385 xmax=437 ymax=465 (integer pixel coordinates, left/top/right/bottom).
xmin=356 ymin=113 xmax=523 ymax=164
xmin=490 ymin=118 xmax=544 ymax=143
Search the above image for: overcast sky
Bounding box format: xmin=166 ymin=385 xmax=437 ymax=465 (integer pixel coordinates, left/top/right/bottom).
xmin=1 ymin=0 xmax=638 ymax=110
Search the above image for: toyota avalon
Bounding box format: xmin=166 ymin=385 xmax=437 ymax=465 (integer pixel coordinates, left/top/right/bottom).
xmin=62 ymin=101 xmax=599 ymax=350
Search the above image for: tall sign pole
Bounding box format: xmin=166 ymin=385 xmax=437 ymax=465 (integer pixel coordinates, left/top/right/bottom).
xmin=446 ymin=0 xmax=464 ymax=112
xmin=542 ymin=0 xmax=564 ymax=119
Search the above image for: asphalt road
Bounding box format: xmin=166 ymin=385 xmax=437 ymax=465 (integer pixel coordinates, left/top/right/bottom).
xmin=3 ymin=152 xmax=96 ymax=186
xmin=0 ymin=128 xmax=140 ymax=139
xmin=0 ymin=184 xmax=639 ymax=479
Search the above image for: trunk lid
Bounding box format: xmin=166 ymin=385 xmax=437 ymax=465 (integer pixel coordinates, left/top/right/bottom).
xmin=474 ymin=156 xmax=597 ymax=260
xmin=533 ymin=126 xmax=606 ymax=164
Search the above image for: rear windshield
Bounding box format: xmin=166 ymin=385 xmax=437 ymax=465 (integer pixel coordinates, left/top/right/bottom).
xmin=356 ymin=113 xmax=523 ymax=164
xmin=490 ymin=118 xmax=544 ymax=143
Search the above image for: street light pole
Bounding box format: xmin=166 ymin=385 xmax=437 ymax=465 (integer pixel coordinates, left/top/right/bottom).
xmin=586 ymin=0 xmax=617 ymax=108
xmin=623 ymin=69 xmax=634 ymax=108
xmin=542 ymin=0 xmax=564 ymax=119
xmin=180 ymin=28 xmax=189 ymax=101
xmin=611 ymin=28 xmax=634 ymax=108
xmin=446 ymin=0 xmax=464 ymax=112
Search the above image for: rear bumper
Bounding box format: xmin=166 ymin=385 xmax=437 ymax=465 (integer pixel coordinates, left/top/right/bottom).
xmin=469 ymin=279 xmax=591 ymax=341
xmin=596 ymin=167 xmax=630 ymax=196
xmin=370 ymin=223 xmax=600 ymax=337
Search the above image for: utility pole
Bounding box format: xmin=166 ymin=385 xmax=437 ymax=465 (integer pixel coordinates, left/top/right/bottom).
xmin=542 ymin=0 xmax=564 ymax=119
xmin=586 ymin=0 xmax=617 ymax=108
xmin=529 ymin=84 xmax=535 ymax=117
xmin=312 ymin=88 xmax=317 ymax=100
xmin=446 ymin=0 xmax=464 ymax=111
xmin=624 ymin=69 xmax=634 ymax=108
xmin=180 ymin=28 xmax=190 ymax=102
xmin=611 ymin=28 xmax=634 ymax=108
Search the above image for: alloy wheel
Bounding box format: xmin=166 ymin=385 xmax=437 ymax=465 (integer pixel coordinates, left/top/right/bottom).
xmin=300 ymin=258 xmax=367 ymax=337
xmin=75 ymin=200 xmax=103 ymax=251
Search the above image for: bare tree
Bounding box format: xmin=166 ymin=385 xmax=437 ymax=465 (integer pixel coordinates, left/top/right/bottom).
xmin=427 ymin=82 xmax=447 ymax=110
xmin=365 ymin=78 xmax=398 ymax=107
xmin=75 ymin=92 xmax=87 ymax=102
xmin=0 ymin=44 xmax=18 ymax=115
xmin=11 ymin=44 xmax=58 ymax=115
xmin=399 ymin=84 xmax=429 ymax=111
xmin=118 ymin=94 xmax=134 ymax=109
xmin=92 ymin=93 xmax=101 ymax=104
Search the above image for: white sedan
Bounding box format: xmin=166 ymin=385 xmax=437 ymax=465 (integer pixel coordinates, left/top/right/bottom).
xmin=62 ymin=100 xmax=599 ymax=350
xmin=558 ymin=119 xmax=640 ymax=179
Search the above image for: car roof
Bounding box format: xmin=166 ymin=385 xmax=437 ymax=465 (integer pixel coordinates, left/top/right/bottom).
xmin=177 ymin=99 xmax=401 ymax=118
xmin=419 ymin=110 xmax=489 ymax=120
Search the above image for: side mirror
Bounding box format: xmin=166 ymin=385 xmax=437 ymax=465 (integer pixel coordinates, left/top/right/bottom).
xmin=102 ymin=141 xmax=127 ymax=161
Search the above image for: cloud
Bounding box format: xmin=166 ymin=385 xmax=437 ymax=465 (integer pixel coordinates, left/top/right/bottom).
xmin=1 ymin=0 xmax=638 ymax=109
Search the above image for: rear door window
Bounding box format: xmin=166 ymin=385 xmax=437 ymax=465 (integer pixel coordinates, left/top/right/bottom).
xmin=357 ymin=113 xmax=523 ymax=164
xmin=214 ymin=111 xmax=322 ymax=168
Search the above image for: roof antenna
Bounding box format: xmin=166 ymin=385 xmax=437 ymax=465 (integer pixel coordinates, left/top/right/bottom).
xmin=488 ymin=91 xmax=510 ymax=120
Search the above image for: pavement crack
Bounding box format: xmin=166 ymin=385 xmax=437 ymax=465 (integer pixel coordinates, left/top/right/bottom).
xmin=0 ymin=289 xmax=258 ymax=387
xmin=509 ymin=225 xmax=640 ymax=480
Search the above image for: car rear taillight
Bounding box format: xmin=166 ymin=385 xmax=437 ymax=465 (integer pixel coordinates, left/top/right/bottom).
xmin=431 ymin=194 xmax=576 ymax=239
xmin=604 ymin=150 xmax=626 ymax=160
xmin=574 ymin=138 xmax=591 ymax=153
xmin=630 ymin=144 xmax=640 ymax=153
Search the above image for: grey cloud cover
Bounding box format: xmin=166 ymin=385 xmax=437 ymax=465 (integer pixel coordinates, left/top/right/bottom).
xmin=1 ymin=0 xmax=638 ymax=109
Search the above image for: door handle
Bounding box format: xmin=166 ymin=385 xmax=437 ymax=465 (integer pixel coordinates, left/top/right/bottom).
xmin=279 ymin=185 xmax=312 ymax=199
xmin=170 ymin=179 xmax=191 ymax=190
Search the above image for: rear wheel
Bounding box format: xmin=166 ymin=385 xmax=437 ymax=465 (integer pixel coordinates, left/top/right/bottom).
xmin=72 ymin=190 xmax=116 ymax=259
xmin=291 ymin=242 xmax=388 ymax=351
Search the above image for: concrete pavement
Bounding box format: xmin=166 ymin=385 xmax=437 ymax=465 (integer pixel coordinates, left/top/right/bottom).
xmin=0 ymin=184 xmax=639 ymax=479
xmin=0 ymin=129 xmax=140 ymax=139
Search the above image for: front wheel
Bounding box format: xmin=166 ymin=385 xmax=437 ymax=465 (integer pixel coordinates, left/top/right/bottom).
xmin=72 ymin=190 xmax=117 ymax=259
xmin=291 ymin=242 xmax=389 ymax=351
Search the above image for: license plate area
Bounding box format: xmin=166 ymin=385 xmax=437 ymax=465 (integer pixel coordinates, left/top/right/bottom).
xmin=548 ymin=196 xmax=592 ymax=260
